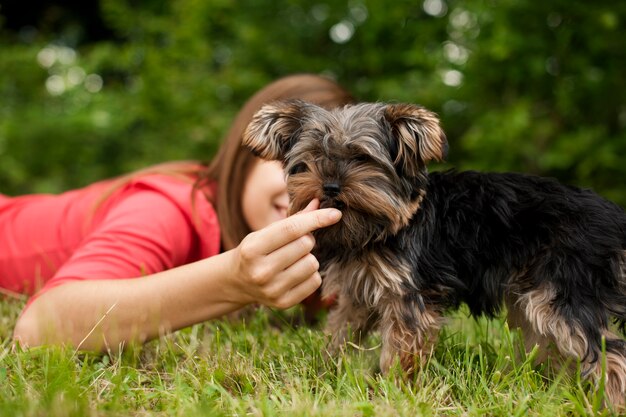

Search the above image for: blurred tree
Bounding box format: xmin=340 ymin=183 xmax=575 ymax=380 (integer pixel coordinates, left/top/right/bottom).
xmin=0 ymin=0 xmax=624 ymax=206
xmin=453 ymin=0 xmax=626 ymax=204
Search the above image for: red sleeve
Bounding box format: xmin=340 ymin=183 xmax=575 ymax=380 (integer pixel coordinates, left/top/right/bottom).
xmin=37 ymin=187 xmax=196 ymax=293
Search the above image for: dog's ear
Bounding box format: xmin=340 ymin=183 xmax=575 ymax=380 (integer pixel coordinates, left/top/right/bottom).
xmin=243 ymin=100 xmax=312 ymax=161
xmin=383 ymin=103 xmax=448 ymax=176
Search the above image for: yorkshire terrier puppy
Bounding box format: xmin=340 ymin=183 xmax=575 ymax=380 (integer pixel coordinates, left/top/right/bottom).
xmin=243 ymin=100 xmax=626 ymax=407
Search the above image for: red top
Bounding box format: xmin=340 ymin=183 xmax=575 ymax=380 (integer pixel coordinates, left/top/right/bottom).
xmin=0 ymin=175 xmax=221 ymax=299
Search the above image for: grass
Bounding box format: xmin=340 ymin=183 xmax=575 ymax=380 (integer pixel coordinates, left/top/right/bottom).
xmin=0 ymin=296 xmax=620 ymax=416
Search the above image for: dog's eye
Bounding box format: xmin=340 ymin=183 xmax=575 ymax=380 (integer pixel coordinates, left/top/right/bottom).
xmin=288 ymin=163 xmax=308 ymax=175
xmin=354 ymin=154 xmax=370 ymax=163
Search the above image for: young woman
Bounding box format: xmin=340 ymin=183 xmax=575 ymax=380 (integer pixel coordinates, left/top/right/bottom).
xmin=1 ymin=74 xmax=355 ymax=351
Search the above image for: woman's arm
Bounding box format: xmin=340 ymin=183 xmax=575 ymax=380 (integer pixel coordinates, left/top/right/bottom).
xmin=13 ymin=202 xmax=341 ymax=351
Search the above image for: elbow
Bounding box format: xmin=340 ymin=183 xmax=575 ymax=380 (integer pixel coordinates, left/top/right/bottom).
xmin=13 ymin=307 xmax=44 ymax=348
xmin=13 ymin=294 xmax=63 ymax=348
xmin=13 ymin=294 xmax=131 ymax=353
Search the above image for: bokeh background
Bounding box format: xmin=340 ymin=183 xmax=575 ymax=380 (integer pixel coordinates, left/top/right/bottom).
xmin=1 ymin=0 xmax=625 ymax=206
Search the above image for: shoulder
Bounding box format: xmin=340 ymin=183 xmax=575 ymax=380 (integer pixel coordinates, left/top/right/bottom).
xmin=101 ymin=174 xmax=222 ymax=259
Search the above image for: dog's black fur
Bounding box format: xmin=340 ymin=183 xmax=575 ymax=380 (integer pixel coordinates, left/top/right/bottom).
xmin=243 ymin=100 xmax=626 ymax=407
xmin=390 ymin=170 xmax=626 ymax=351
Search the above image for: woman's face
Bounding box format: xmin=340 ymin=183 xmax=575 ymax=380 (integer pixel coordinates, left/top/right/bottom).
xmin=242 ymin=159 xmax=289 ymax=231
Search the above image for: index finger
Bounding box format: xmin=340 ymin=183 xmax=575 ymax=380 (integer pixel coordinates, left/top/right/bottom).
xmin=257 ymin=206 xmax=342 ymax=254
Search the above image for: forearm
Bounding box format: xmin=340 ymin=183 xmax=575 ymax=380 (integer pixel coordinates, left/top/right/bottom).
xmin=13 ymin=251 xmax=244 ymax=351
xmin=13 ymin=204 xmax=339 ymax=351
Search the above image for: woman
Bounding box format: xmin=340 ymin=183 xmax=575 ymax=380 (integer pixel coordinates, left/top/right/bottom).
xmin=2 ymin=74 xmax=355 ymax=351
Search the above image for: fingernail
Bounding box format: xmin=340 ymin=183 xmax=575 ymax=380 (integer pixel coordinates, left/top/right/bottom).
xmin=327 ymin=209 xmax=342 ymax=221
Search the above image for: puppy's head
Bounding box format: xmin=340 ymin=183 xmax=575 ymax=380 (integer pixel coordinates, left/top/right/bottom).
xmin=243 ymin=100 xmax=447 ymax=248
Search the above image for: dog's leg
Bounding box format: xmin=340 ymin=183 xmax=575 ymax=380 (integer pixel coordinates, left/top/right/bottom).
xmin=325 ymin=294 xmax=375 ymax=351
xmin=514 ymin=285 xmax=626 ymax=410
xmin=596 ymin=335 xmax=626 ymax=410
xmin=377 ymin=297 xmax=441 ymax=375
xmin=506 ymin=295 xmax=557 ymax=365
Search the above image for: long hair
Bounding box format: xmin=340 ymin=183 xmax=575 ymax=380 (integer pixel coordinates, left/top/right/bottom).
xmin=96 ymin=74 xmax=355 ymax=251
xmin=197 ymin=74 xmax=354 ymax=250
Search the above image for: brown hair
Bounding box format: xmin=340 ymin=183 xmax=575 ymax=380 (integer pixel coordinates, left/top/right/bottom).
xmin=198 ymin=73 xmax=355 ymax=250
xmin=94 ymin=74 xmax=354 ymax=251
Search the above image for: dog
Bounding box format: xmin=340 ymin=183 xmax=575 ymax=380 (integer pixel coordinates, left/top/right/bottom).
xmin=242 ymin=100 xmax=626 ymax=407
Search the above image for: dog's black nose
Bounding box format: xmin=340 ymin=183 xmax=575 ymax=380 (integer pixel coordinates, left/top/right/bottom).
xmin=323 ymin=183 xmax=341 ymax=197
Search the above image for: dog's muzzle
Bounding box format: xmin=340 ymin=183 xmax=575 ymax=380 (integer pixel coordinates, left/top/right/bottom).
xmin=320 ymin=182 xmax=345 ymax=209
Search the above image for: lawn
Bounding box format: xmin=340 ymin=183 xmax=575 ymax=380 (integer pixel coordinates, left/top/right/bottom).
xmin=0 ymin=296 xmax=617 ymax=416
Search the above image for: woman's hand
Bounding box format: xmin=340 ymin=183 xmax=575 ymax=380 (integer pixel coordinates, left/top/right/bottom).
xmin=226 ymin=199 xmax=342 ymax=309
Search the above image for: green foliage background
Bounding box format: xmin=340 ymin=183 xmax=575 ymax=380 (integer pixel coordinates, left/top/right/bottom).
xmin=1 ymin=0 xmax=625 ymax=205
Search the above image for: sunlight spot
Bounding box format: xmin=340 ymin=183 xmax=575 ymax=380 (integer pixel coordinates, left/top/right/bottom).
xmin=67 ymin=67 xmax=86 ymax=86
xmin=447 ymin=8 xmax=480 ymax=40
xmin=330 ymin=20 xmax=355 ymax=44
xmin=57 ymin=46 xmax=77 ymax=65
xmin=450 ymin=10 xmax=470 ymax=28
xmin=37 ymin=47 xmax=56 ymax=68
xmin=349 ymin=3 xmax=368 ymax=23
xmin=546 ymin=13 xmax=562 ymax=28
xmin=423 ymin=0 xmax=447 ymax=17
xmin=441 ymin=69 xmax=463 ymax=87
xmin=85 ymin=74 xmax=103 ymax=93
xmin=45 ymin=75 xmax=65 ymax=96
xmin=311 ymin=4 xmax=329 ymax=22
xmin=443 ymin=41 xmax=469 ymax=65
